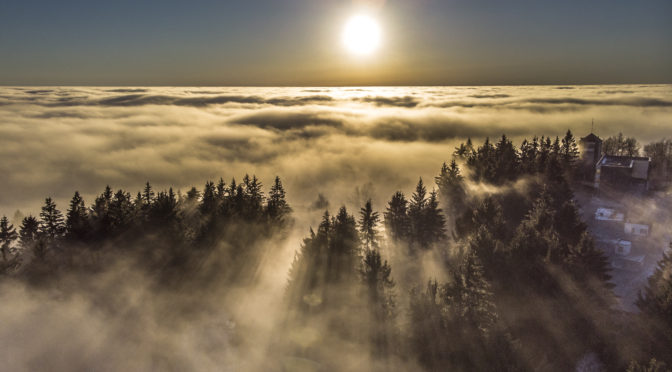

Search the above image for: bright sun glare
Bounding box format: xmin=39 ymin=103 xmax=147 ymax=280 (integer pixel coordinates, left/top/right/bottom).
xmin=342 ymin=14 xmax=381 ymax=56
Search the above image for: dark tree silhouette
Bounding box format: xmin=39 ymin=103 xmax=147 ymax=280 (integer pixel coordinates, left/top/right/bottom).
xmin=142 ymin=181 xmax=155 ymax=206
xmin=216 ymin=177 xmax=227 ymax=199
xmin=493 ymin=134 xmax=519 ymax=183
xmin=19 ymin=216 xmax=39 ymax=252
xmin=186 ymin=186 xmax=200 ymax=202
xmin=408 ymin=178 xmax=427 ymax=250
xmin=636 ymin=244 xmax=672 ymax=365
xmin=362 ymin=248 xmax=396 ymax=357
xmin=200 ymin=181 xmax=217 ymax=214
xmin=384 ymin=191 xmax=409 ymax=243
xmin=604 ymin=132 xmax=640 ymax=156
xmin=0 ymin=216 xmax=18 ymax=263
xmin=267 ymin=176 xmax=291 ymax=223
xmin=560 ymin=129 xmax=580 ymax=171
xmin=358 ymin=199 xmax=380 ymax=251
xmin=65 ymin=191 xmax=89 ymax=241
xmin=423 ymin=190 xmax=446 ymax=247
xmin=454 ymin=137 xmax=475 ymax=158
xmin=435 ymin=160 xmax=466 ymax=218
xmin=39 ymin=197 xmax=65 ymax=243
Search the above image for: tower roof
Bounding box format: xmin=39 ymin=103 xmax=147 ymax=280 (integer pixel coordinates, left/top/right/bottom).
xmin=581 ymin=133 xmax=602 ymax=143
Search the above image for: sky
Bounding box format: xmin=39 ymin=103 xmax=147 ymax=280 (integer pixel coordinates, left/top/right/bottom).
xmin=1 ymin=0 xmax=670 ymax=85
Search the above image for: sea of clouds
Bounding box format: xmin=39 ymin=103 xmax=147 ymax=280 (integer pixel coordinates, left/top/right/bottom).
xmin=1 ymin=85 xmax=670 ymax=227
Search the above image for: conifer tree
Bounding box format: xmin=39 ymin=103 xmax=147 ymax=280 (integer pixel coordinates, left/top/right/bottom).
xmin=435 ymin=160 xmax=466 ymax=217
xmin=554 ymin=200 xmax=587 ymax=248
xmin=92 ymin=186 xmax=113 ymax=237
xmin=150 ymin=188 xmax=178 ymax=223
xmin=494 ymin=134 xmax=519 ymax=183
xmin=468 ymin=137 xmax=497 ymax=182
xmin=565 ymin=232 xmax=613 ymax=293
xmin=636 ymin=243 xmax=672 ymax=362
xmin=467 ymin=226 xmax=500 ymax=279
xmin=537 ymin=136 xmax=551 ymax=172
xmin=108 ymin=190 xmax=133 ymax=231
xmin=551 ymin=136 xmax=561 ymax=157
xmin=456 ymin=197 xmax=506 ymax=241
xmin=216 ymin=177 xmax=226 ymax=199
xmin=19 ymin=216 xmax=39 ymax=252
xmin=358 ymin=199 xmax=380 ymax=251
xmin=142 ymin=181 xmax=155 ymax=206
xmin=519 ymin=138 xmax=537 ymax=174
xmin=200 ymin=181 xmax=217 ymax=214
xmin=267 ymin=176 xmax=291 ymax=221
xmin=245 ymin=175 xmax=264 ymax=210
xmin=409 ymin=178 xmax=427 ymax=248
xmin=423 ymin=190 xmax=447 ymax=247
xmin=445 ymin=250 xmax=498 ymax=334
xmin=361 ymin=248 xmax=396 ymax=357
xmin=186 ymin=186 xmax=200 ymax=202
xmin=65 ymin=191 xmax=89 ymax=241
xmin=39 ymin=197 xmax=65 ymax=243
xmin=637 ymin=243 xmax=672 ymax=322
xmin=328 ymin=206 xmax=360 ymax=285
xmin=133 ymin=192 xmax=143 ymax=213
xmin=0 ymin=216 xmax=18 ymax=262
xmin=384 ymin=191 xmax=409 ymax=242
xmin=228 ymin=178 xmax=237 ymax=198
xmin=560 ymin=129 xmax=580 ymax=171
xmin=454 ymin=138 xmax=475 ymax=158
xmin=509 ymin=191 xmax=563 ymax=293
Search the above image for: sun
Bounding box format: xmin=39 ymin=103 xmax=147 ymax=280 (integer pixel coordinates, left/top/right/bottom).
xmin=342 ymin=14 xmax=381 ymax=56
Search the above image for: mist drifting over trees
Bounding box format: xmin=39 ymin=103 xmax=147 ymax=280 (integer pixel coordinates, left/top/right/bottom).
xmin=1 ymin=128 xmax=671 ymax=371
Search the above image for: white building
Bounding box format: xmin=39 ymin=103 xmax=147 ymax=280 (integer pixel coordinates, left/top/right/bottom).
xmin=595 ymin=208 xmax=624 ymax=222
xmin=624 ymin=222 xmax=650 ymax=237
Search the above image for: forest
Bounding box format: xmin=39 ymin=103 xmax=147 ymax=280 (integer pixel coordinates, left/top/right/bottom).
xmin=1 ymin=131 xmax=671 ymax=372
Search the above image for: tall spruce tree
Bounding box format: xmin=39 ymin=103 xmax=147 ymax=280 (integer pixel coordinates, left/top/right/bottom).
xmin=65 ymin=191 xmax=89 ymax=241
xmin=200 ymin=181 xmax=217 ymax=214
xmin=409 ymin=178 xmax=427 ymax=249
xmin=358 ymin=199 xmax=380 ymax=251
xmin=19 ymin=216 xmax=39 ymax=252
xmin=435 ymin=160 xmax=466 ymax=218
xmin=0 ymin=216 xmax=18 ymax=262
xmin=39 ymin=197 xmax=65 ymax=243
xmin=423 ymin=190 xmax=447 ymax=247
xmin=560 ymin=129 xmax=580 ymax=171
xmin=445 ymin=250 xmax=498 ymax=335
xmin=384 ymin=191 xmax=409 ymax=242
xmin=267 ymin=176 xmax=291 ymax=222
xmin=108 ymin=190 xmax=133 ymax=231
xmin=142 ymin=181 xmax=155 ymax=206
xmin=216 ymin=177 xmax=226 ymax=199
xmin=493 ymin=134 xmax=519 ymax=183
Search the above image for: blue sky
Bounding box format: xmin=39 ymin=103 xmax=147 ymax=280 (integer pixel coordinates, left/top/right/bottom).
xmin=1 ymin=0 xmax=670 ymax=85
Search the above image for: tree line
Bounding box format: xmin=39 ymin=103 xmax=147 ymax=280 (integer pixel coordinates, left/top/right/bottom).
xmin=0 ymin=175 xmax=291 ymax=286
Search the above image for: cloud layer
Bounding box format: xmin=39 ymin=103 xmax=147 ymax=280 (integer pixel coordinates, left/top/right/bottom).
xmin=1 ymin=85 xmax=670 ymax=225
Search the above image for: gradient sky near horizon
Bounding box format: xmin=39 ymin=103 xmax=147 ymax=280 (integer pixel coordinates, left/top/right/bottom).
xmin=1 ymin=0 xmax=670 ymax=86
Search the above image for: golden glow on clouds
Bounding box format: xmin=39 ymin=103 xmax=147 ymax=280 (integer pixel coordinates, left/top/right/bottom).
xmin=342 ymin=14 xmax=381 ymax=56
